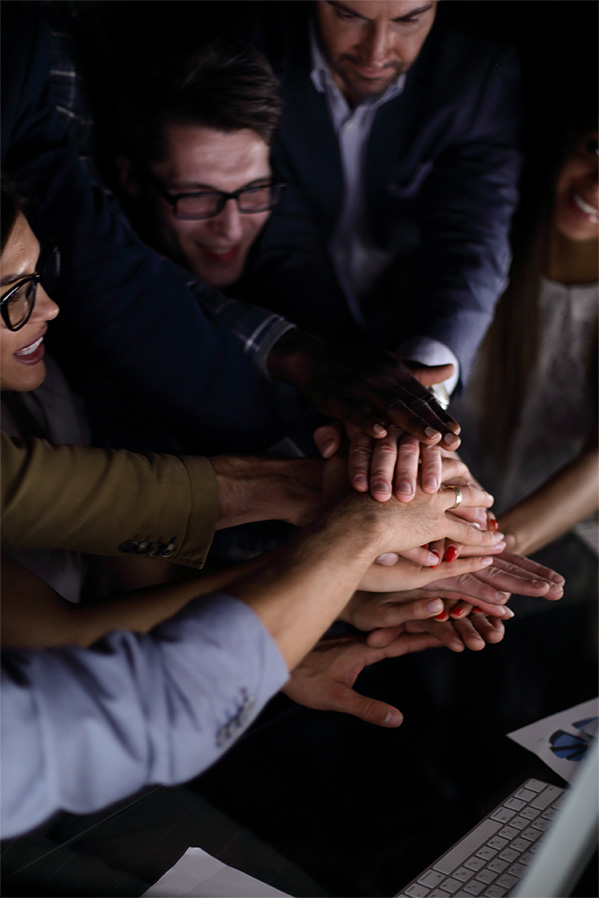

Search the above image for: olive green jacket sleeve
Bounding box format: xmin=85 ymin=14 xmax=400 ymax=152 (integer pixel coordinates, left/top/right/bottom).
xmin=1 ymin=433 xmax=217 ymax=568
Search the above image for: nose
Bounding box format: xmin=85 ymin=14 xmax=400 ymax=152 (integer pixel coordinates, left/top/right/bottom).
xmin=358 ymin=22 xmax=390 ymax=65
xmin=210 ymin=198 xmax=244 ymax=242
xmin=34 ymin=285 xmax=59 ymax=323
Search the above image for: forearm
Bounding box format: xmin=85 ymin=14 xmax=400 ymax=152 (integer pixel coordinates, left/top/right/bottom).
xmin=499 ymin=446 xmax=599 ymax=556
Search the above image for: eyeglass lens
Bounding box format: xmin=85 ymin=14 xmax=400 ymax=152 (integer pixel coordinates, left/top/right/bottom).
xmin=176 ymin=183 xmax=283 ymax=219
xmin=4 ymin=247 xmax=59 ymax=329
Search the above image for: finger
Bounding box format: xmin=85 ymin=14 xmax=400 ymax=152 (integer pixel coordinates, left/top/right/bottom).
xmin=440 ymin=455 xmax=476 ymax=484
xmin=369 ymin=427 xmax=401 ymax=502
xmin=421 ymin=619 xmax=466 ymax=652
xmin=397 ymin=546 xmax=441 ymax=567
xmin=393 ymin=434 xmax=420 ymax=502
xmin=366 ymin=625 xmax=405 ymax=648
xmin=313 ymin=423 xmax=343 ymax=459
xmin=493 ymin=551 xmax=566 ymax=587
xmin=443 ymin=518 xmax=506 ymax=550
xmin=420 ymin=553 xmax=495 ymax=584
xmin=449 ymin=601 xmax=473 ymax=619
xmin=451 ymin=617 xmax=488 ymax=651
xmin=429 ymin=571 xmax=511 ymax=606
xmin=347 ymin=430 xmax=375 ymax=493
xmin=333 ymin=685 xmax=404 ymax=727
xmin=444 ymin=543 xmax=461 ymax=563
xmin=470 ymin=613 xmax=506 ymax=644
xmin=420 ymin=443 xmax=442 ymax=493
xmin=440 ymin=483 xmax=494 ymax=511
xmin=368 ymin=595 xmax=447 ymax=630
xmin=470 ymin=559 xmax=559 ymax=598
xmin=427 ymin=538 xmax=445 ymax=567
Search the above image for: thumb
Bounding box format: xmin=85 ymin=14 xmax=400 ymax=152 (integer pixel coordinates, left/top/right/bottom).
xmin=334 ymin=685 xmax=403 ymax=727
xmin=313 ymin=423 xmax=342 ymax=459
xmin=410 ymin=363 xmax=455 ymax=387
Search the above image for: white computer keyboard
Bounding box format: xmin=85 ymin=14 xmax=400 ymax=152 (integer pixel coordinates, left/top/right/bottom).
xmin=395 ymin=778 xmax=565 ymax=897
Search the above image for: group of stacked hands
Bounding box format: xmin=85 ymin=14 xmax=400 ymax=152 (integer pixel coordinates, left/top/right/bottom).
xmin=1 ymin=0 xmax=594 ymax=850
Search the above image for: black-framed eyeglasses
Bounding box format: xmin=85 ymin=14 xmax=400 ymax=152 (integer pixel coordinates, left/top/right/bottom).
xmin=0 ymin=245 xmax=60 ymax=332
xmin=141 ymin=168 xmax=286 ymax=220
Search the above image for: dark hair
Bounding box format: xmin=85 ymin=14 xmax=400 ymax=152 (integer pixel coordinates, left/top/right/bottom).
xmin=475 ymin=114 xmax=598 ymax=461
xmin=1 ymin=174 xmax=25 ymax=252
xmin=117 ymin=40 xmax=283 ymax=165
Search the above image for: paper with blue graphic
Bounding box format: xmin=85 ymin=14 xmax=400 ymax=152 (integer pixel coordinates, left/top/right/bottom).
xmin=508 ymin=697 xmax=598 ymax=783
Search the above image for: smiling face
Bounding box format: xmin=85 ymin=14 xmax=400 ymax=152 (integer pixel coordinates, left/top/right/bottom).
xmin=0 ymin=213 xmax=59 ymax=392
xmin=145 ymin=124 xmax=273 ymax=288
xmin=552 ymin=130 xmax=599 ymax=243
xmin=316 ymin=0 xmax=437 ymax=106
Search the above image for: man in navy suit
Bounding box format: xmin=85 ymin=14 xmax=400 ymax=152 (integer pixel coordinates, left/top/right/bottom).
xmin=243 ymin=0 xmax=523 ymax=404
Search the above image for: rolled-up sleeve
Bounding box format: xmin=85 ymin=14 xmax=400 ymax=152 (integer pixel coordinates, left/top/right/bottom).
xmin=1 ymin=592 xmax=288 ymax=839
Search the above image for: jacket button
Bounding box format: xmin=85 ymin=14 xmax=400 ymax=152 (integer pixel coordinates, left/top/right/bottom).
xmin=118 ymin=540 xmax=139 ymax=554
xmin=161 ymin=542 xmax=177 ymax=558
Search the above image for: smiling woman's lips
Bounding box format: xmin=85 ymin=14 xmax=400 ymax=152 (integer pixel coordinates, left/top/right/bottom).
xmin=571 ymin=189 xmax=599 ymax=222
xmin=201 ymin=246 xmax=241 ymax=263
xmin=14 ymin=333 xmax=46 ymax=365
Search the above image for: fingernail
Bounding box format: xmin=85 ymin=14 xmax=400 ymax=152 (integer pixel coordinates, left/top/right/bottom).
xmin=493 ymin=539 xmax=506 ymax=549
xmin=430 ymin=550 xmax=441 ymax=567
xmin=450 ymin=607 xmax=466 ymax=618
xmin=424 ymin=427 xmax=441 ymax=439
xmin=427 ymin=598 xmax=444 ymax=614
xmin=376 ymin=553 xmax=399 ymax=566
xmin=373 ymin=482 xmax=391 ymax=498
xmin=424 ymin=476 xmax=438 ymax=490
xmin=532 ymin=580 xmax=550 ymax=589
xmin=496 ymin=591 xmax=510 ymax=601
xmin=397 ymin=481 xmax=413 ymax=497
xmin=354 ymin=475 xmax=368 ymax=490
xmin=445 ymin=546 xmax=458 ymax=563
xmin=480 ymin=557 xmax=493 ymax=567
xmin=319 ymin=438 xmax=336 ymax=458
xmin=384 ymin=709 xmax=402 ymax=726
xmin=502 ymin=607 xmax=515 ymax=619
xmin=433 ymin=610 xmax=449 ymax=621
xmin=489 ymin=518 xmax=499 ymax=531
xmin=443 ymin=433 xmax=460 ymax=448
xmin=373 ymin=423 xmax=387 ymax=437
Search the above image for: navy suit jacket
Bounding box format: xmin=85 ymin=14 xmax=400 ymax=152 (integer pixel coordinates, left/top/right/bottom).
xmin=244 ymin=4 xmax=523 ymax=385
xmin=1 ymin=3 xmax=286 ymax=455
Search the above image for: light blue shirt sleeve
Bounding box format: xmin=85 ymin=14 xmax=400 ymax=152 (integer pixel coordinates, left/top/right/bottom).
xmin=1 ymin=592 xmax=288 ymax=839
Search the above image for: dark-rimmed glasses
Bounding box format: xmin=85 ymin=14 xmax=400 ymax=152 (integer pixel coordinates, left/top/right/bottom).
xmin=141 ymin=168 xmax=286 ymax=220
xmin=0 ymin=245 xmax=60 ymax=331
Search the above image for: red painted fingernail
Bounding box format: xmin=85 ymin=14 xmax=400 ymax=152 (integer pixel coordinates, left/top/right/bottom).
xmin=450 ymin=607 xmax=466 ymax=618
xmin=433 ymin=610 xmax=449 ymax=621
xmin=431 ymin=550 xmax=441 ymax=567
xmin=445 ymin=546 xmax=458 ymax=563
xmin=489 ymin=519 xmax=499 ymax=531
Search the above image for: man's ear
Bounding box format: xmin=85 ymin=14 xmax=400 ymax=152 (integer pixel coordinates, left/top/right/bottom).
xmin=117 ymin=155 xmax=141 ymax=198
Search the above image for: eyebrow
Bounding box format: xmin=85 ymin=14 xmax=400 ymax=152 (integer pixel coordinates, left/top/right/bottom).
xmin=327 ymin=1 xmax=434 ymax=23
xmin=167 ymin=176 xmax=273 ymax=193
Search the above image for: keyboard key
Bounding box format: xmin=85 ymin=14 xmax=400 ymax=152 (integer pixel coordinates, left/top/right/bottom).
xmin=531 ymin=817 xmax=551 ymax=832
xmin=542 ymin=807 xmax=558 ymax=821
xmin=530 ymin=785 xmax=563 ymax=810
xmin=514 ymin=788 xmax=536 ymax=801
xmin=497 ymin=873 xmax=519 ymax=888
xmin=405 ymin=885 xmax=430 ymax=897
xmin=464 ymin=857 xmax=486 ymax=872
xmin=453 ymin=866 xmax=475 ymax=883
xmin=509 ymin=862 xmax=528 ymax=877
xmin=438 ymin=877 xmax=460 ymax=893
xmin=509 ymin=815 xmax=528 ymax=830
xmin=521 ymin=826 xmax=543 ymax=842
xmin=487 ymin=836 xmax=509 ymax=850
xmin=487 ymin=859 xmax=509 ymax=874
xmin=520 ymin=806 xmax=540 ymax=820
xmin=433 ymin=819 xmax=502 ymax=874
xmin=523 ymin=779 xmax=547 ymax=792
xmin=498 ymin=848 xmax=520 ymax=862
xmin=510 ymin=838 xmax=530 ymax=852
xmin=418 ymin=871 xmax=445 ymax=888
xmin=486 ymin=888 xmax=508 ymax=897
xmin=504 ymin=797 xmax=526 ymax=811
xmin=463 ymin=881 xmax=485 ymax=895
xmin=498 ymin=826 xmax=519 ymax=840
xmin=476 ymin=846 xmax=497 ymax=860
xmin=491 ymin=807 xmax=516 ymax=823
xmin=475 ymin=869 xmax=498 ymax=884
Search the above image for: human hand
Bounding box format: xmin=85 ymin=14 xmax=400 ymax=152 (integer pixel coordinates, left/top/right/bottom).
xmin=367 ymin=602 xmax=507 ymax=652
xmin=323 ymin=454 xmax=505 ymax=561
xmin=269 ymin=329 xmax=461 ymax=447
xmin=210 ymin=456 xmax=323 ymax=530
xmin=314 ymin=422 xmax=443 ymax=503
xmin=282 ymin=628 xmax=440 ymax=727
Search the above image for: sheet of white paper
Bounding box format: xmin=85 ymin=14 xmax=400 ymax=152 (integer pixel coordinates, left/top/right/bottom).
xmin=142 ymin=846 xmax=292 ymax=897
xmin=507 ymin=696 xmax=598 ymax=783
